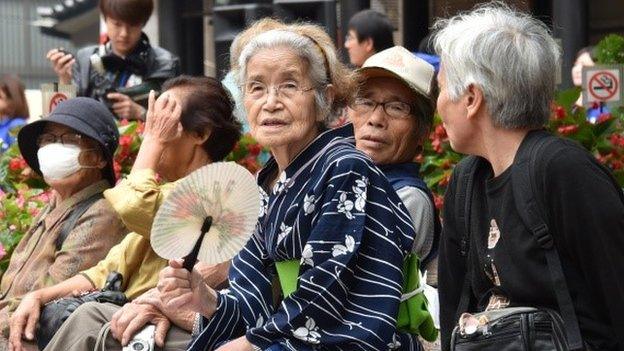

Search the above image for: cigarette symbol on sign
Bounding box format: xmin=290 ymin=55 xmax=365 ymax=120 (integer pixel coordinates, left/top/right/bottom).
xmin=589 ymin=71 xmax=619 ymax=101
xmin=595 ymin=75 xmax=614 ymax=91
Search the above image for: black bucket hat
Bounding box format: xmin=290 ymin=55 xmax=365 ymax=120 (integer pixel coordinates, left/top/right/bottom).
xmin=18 ymin=97 xmax=120 ymax=185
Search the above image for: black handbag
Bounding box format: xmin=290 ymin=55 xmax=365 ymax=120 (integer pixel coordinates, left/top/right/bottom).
xmin=36 ymin=272 xmax=128 ymax=349
xmin=450 ymin=307 xmax=573 ymax=350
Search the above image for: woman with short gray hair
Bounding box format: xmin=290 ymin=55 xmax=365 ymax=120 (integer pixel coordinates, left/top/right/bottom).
xmin=435 ymin=4 xmax=624 ymax=351
xmin=156 ymin=21 xmax=424 ymax=350
xmin=434 ymin=4 xmax=559 ymax=131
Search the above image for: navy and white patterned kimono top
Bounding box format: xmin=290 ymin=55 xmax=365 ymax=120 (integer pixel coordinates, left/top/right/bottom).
xmin=189 ymin=124 xmax=422 ymax=350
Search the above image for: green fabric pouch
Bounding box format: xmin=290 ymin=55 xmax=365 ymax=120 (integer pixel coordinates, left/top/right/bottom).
xmin=397 ymin=253 xmax=438 ymax=341
xmin=275 ymin=253 xmax=438 ymax=341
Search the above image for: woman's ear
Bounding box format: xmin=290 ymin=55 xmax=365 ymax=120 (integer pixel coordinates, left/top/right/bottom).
xmin=192 ymin=128 xmax=211 ymax=146
xmin=317 ymin=84 xmax=336 ymax=122
xmin=325 ymin=84 xmax=336 ymax=101
xmin=465 ymin=83 xmax=485 ymax=121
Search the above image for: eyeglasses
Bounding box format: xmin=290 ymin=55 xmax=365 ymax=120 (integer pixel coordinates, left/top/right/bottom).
xmin=243 ymin=80 xmax=316 ymax=101
xmin=37 ymin=132 xmax=85 ymax=147
xmin=350 ymin=97 xmax=414 ymax=119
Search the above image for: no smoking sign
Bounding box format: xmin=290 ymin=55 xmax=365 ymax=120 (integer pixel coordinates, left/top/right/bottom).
xmin=583 ymin=66 xmax=623 ymax=106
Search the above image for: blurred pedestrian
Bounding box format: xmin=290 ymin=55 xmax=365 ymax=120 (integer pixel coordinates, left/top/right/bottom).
xmin=46 ymin=0 xmax=179 ymax=120
xmin=0 ymin=75 xmax=29 ymax=152
xmin=344 ymin=9 xmax=394 ymax=67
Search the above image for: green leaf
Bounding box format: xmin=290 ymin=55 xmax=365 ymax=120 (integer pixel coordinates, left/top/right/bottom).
xmin=118 ymin=122 xmax=138 ymax=136
xmin=556 ymin=88 xmax=581 ymax=109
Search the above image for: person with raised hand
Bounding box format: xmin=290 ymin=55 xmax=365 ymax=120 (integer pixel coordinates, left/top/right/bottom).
xmin=10 ymin=76 xmax=241 ymax=351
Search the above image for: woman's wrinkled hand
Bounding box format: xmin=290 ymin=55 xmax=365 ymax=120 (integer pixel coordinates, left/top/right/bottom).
xmin=8 ymin=293 xmax=43 ymax=351
xmin=110 ymin=301 xmax=170 ymax=347
xmin=143 ymin=90 xmax=183 ymax=145
xmin=157 ymin=259 xmax=218 ymax=319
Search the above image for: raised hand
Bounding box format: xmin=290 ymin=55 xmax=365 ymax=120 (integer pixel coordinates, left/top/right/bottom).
xmin=46 ymin=48 xmax=75 ymax=84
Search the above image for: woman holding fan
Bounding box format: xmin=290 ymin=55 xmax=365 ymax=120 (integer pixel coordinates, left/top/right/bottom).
xmin=157 ymin=21 xmax=424 ymax=351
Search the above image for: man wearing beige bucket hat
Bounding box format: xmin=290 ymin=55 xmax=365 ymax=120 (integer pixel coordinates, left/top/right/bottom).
xmin=349 ymin=45 xmax=441 ymax=345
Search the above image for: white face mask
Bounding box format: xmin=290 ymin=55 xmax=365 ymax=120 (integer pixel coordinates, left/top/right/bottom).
xmin=37 ymin=143 xmax=97 ymax=181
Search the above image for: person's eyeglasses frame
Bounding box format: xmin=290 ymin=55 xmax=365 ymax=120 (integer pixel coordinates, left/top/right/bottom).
xmin=242 ymin=80 xmax=318 ymax=101
xmin=37 ymin=132 xmax=87 ymax=148
xmin=350 ymin=97 xmax=415 ymax=119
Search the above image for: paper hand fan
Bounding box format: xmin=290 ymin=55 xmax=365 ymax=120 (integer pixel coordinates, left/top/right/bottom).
xmin=151 ymin=162 xmax=260 ymax=269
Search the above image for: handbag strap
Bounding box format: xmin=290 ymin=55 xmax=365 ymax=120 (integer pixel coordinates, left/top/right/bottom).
xmin=56 ymin=192 xmax=103 ymax=251
xmin=511 ymin=131 xmax=584 ymax=350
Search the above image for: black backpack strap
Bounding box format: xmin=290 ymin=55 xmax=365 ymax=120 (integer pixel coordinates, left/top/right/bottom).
xmin=452 ymin=156 xmax=484 ymax=319
xmin=511 ymin=130 xmax=584 ymax=350
xmin=56 ymin=193 xmax=103 ymax=251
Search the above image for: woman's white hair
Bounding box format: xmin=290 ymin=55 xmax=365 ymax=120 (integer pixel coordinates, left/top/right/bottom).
xmin=433 ymin=3 xmax=561 ymax=129
xmin=236 ymin=29 xmax=333 ymax=122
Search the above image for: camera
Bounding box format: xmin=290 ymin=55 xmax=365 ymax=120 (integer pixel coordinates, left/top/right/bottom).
xmin=122 ymin=324 xmax=155 ymax=351
xmin=55 ymin=47 xmax=73 ymax=58
xmin=98 ymin=80 xmax=162 ymax=114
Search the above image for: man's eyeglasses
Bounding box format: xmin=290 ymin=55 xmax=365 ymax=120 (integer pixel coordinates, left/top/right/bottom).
xmin=243 ymin=81 xmax=316 ymax=100
xmin=350 ymin=97 xmax=414 ymax=119
xmin=37 ymin=133 xmax=85 ymax=147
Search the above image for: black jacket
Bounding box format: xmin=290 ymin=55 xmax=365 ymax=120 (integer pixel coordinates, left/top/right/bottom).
xmin=72 ymin=34 xmax=179 ymax=102
xmin=439 ymin=131 xmax=624 ymax=351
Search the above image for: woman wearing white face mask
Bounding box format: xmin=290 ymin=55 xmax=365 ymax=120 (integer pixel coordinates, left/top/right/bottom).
xmin=0 ymin=98 xmax=127 ymax=350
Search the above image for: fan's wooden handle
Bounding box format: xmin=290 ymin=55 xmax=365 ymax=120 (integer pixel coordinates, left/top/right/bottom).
xmin=183 ymin=216 xmax=213 ymax=272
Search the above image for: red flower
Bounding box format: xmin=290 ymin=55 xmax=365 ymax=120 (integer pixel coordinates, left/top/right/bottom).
xmin=439 ymin=173 xmax=451 ymax=187
xmin=113 ymin=161 xmax=122 ymax=179
xmin=248 ymin=144 xmax=262 ymax=156
xmin=136 ymin=121 xmax=145 ymax=134
xmin=557 ymin=125 xmax=578 ymax=135
xmin=434 ymin=124 xmax=447 ymax=139
xmin=554 ymin=106 xmax=566 ymax=120
xmin=8 ymin=157 xmax=26 ymax=172
xmin=596 ymin=112 xmax=613 ymax=124
xmin=119 ymin=135 xmax=133 ymax=147
xmin=609 ymin=133 xmax=624 ymax=147
xmin=433 ymin=194 xmax=444 ymax=210
xmin=431 ymin=138 xmax=443 ymax=153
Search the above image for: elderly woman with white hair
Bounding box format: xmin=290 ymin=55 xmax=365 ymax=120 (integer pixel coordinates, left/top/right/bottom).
xmin=156 ymin=21 xmax=424 ymax=351
xmin=434 ymin=4 xmax=624 ymax=351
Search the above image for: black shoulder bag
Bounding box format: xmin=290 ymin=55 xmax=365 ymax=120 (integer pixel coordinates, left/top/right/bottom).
xmin=449 ymin=131 xmax=588 ymax=351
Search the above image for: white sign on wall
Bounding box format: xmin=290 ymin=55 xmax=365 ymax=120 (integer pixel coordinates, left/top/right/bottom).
xmin=582 ymin=65 xmax=623 ymax=107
